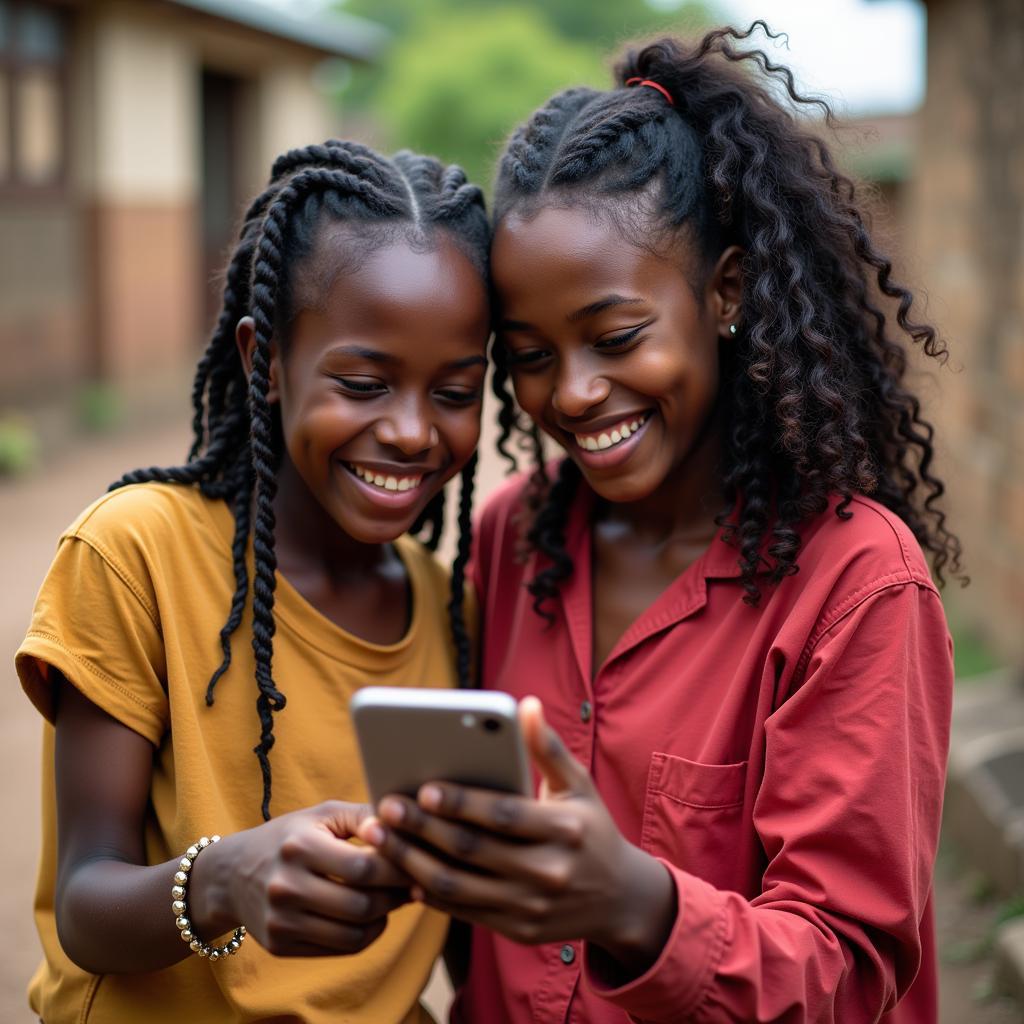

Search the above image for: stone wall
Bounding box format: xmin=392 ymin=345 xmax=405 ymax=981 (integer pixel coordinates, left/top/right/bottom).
xmin=909 ymin=0 xmax=1024 ymax=664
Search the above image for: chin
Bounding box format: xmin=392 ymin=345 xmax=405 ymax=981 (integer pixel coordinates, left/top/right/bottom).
xmin=334 ymin=512 xmax=421 ymax=545
xmin=576 ymin=465 xmax=662 ymax=505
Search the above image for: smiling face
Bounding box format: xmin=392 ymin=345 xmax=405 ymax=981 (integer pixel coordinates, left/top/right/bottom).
xmin=491 ymin=204 xmax=741 ymax=506
xmin=252 ymin=228 xmax=489 ymax=546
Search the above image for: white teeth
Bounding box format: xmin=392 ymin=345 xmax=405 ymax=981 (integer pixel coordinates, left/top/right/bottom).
xmin=348 ymin=464 xmax=422 ymax=492
xmin=574 ymin=413 xmax=648 ymax=452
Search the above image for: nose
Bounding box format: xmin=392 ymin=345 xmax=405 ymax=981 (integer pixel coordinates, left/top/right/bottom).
xmin=551 ymin=357 xmax=610 ymax=419
xmin=373 ymin=395 xmax=438 ymax=455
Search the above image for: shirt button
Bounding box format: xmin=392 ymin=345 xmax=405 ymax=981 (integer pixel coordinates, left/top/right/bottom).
xmin=580 ymin=700 xmax=593 ymax=723
xmin=560 ymin=943 xmax=576 ymax=965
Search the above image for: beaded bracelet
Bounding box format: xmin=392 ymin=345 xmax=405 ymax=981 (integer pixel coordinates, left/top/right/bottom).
xmin=171 ymin=834 xmax=246 ymax=961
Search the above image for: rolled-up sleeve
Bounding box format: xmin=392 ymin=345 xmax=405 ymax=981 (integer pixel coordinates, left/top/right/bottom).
xmin=584 ymin=580 xmax=953 ymax=1023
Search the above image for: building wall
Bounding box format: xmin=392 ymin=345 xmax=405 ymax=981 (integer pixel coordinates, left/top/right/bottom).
xmin=0 ymin=0 xmax=346 ymax=407
xmin=86 ymin=5 xmax=200 ymax=381
xmin=0 ymin=203 xmax=83 ymax=396
xmin=910 ymin=0 xmax=1024 ymax=662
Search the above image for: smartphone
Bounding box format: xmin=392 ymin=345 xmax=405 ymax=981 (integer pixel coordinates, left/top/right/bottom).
xmin=351 ymin=687 xmax=532 ymax=804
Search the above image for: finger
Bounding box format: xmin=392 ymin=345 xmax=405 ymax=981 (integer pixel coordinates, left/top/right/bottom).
xmin=261 ymin=912 xmax=388 ymax=957
xmin=316 ymin=800 xmax=376 ymax=838
xmin=298 ymin=831 xmax=412 ymax=888
xmin=519 ymin=696 xmax=592 ymax=797
xmin=358 ymin=818 xmax=524 ymax=910
xmin=413 ymin=893 xmax=556 ymax=947
xmin=413 ymin=783 xmax=584 ymax=846
xmin=272 ymin=871 xmax=410 ymax=925
xmin=377 ymin=795 xmax=548 ymax=877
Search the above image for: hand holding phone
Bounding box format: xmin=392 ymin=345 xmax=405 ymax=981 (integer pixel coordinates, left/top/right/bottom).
xmin=357 ymin=696 xmax=678 ymax=978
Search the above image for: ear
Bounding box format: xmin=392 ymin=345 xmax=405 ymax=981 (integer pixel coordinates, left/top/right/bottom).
xmin=235 ymin=316 xmax=281 ymax=403
xmin=708 ymin=245 xmax=745 ymax=340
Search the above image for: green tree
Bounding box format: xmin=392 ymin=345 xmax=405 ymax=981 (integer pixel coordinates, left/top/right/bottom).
xmin=343 ymin=0 xmax=712 ymax=48
xmin=373 ymin=7 xmax=605 ymax=187
xmin=334 ymin=0 xmax=715 ymax=188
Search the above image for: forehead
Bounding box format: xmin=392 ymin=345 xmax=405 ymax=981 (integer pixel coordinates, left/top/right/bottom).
xmin=291 ymin=231 xmax=489 ymax=355
xmin=491 ymin=205 xmax=691 ymax=313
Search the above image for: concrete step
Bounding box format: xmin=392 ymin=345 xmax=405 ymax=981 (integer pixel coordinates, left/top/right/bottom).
xmin=945 ymin=668 xmax=1024 ymax=1008
xmin=995 ymin=917 xmax=1024 ymax=1007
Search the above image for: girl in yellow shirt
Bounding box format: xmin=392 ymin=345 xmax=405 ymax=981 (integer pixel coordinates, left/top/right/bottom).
xmin=16 ymin=141 xmax=490 ymax=1024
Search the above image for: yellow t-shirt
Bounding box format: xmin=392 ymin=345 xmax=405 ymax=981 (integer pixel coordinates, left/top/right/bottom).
xmin=16 ymin=482 xmax=460 ymax=1024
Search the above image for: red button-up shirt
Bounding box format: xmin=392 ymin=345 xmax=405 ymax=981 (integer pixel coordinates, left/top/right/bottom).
xmin=455 ymin=476 xmax=952 ymax=1024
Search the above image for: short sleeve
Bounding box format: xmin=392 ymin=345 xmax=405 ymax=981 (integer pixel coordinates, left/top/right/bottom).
xmin=16 ymin=534 xmax=170 ymax=745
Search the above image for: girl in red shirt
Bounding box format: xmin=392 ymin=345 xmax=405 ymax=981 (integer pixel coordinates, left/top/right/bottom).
xmin=359 ymin=25 xmax=959 ymax=1023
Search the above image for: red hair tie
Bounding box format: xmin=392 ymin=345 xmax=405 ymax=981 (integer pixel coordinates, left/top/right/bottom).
xmin=625 ymin=77 xmax=674 ymax=106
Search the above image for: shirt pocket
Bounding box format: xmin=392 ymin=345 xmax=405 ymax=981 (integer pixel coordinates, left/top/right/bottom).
xmin=639 ymin=751 xmax=749 ymax=892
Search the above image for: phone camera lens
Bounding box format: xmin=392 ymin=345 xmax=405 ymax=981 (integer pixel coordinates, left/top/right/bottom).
xmin=482 ymin=717 xmax=502 ymax=733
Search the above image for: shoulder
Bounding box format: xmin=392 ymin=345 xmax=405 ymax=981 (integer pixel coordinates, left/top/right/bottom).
xmin=796 ymin=494 xmax=934 ymax=591
xmin=778 ymin=495 xmax=945 ymax=665
xmin=56 ymin=483 xmax=231 ymax=606
xmin=65 ymin=482 xmax=225 ymax=557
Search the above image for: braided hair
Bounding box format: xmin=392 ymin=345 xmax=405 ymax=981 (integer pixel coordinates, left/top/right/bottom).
xmin=111 ymin=141 xmax=489 ymax=819
xmin=490 ymin=23 xmax=962 ymax=615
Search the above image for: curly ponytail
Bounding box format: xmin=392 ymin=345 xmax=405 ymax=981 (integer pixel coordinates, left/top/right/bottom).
xmin=492 ymin=23 xmax=962 ymax=614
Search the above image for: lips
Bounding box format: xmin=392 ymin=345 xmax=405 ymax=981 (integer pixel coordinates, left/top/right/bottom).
xmin=341 ymin=460 xmax=438 ymax=511
xmin=573 ymin=413 xmax=650 ymax=452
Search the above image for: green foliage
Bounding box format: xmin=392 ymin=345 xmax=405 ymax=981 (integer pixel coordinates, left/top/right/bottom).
xmin=374 ymin=8 xmax=603 ymax=186
xmin=335 ymin=0 xmax=716 ymax=188
xmin=76 ymin=381 xmax=124 ymax=433
xmin=343 ymin=0 xmax=713 ymax=48
xmin=946 ymin=618 xmax=1002 ymax=680
xmin=0 ymin=412 xmax=40 ymax=476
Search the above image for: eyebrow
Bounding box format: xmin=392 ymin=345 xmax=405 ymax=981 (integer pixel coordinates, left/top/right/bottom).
xmin=448 ymin=355 xmax=488 ymax=369
xmin=568 ymin=295 xmax=646 ymax=323
xmin=500 ymin=294 xmax=646 ymax=332
xmin=324 ymin=346 xmax=486 ymax=370
xmin=327 ymin=345 xmax=397 ymax=364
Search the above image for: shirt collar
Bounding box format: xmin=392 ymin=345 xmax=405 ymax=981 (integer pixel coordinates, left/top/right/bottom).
xmin=555 ymin=482 xmax=746 ymax=677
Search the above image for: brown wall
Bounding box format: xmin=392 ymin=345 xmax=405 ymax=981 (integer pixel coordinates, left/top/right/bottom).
xmin=0 ymin=200 xmax=85 ymax=401
xmin=911 ymin=0 xmax=1024 ymax=662
xmin=89 ymin=201 xmax=200 ymax=382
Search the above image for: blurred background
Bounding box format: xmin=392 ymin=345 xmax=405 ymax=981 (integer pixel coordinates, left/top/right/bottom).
xmin=0 ymin=0 xmax=1022 ymax=1020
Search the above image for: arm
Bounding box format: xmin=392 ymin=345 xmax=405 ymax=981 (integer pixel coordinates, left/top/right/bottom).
xmin=361 ymin=582 xmax=952 ymax=1022
xmin=53 ymin=673 xmax=412 ymax=974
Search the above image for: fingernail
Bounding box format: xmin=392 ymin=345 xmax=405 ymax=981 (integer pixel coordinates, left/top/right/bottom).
xmin=419 ymin=785 xmax=442 ymax=811
xmin=379 ymin=798 xmax=405 ymax=825
xmin=360 ymin=821 xmax=385 ymax=846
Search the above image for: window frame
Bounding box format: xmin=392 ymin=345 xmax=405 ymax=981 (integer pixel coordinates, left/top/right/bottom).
xmin=0 ymin=0 xmax=71 ymax=199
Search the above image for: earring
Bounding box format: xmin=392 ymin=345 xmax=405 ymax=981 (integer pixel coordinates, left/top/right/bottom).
xmin=729 ymin=323 xmax=738 ymax=336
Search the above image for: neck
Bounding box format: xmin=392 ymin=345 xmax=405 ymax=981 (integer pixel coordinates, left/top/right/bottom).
xmin=271 ymin=453 xmax=390 ymax=579
xmin=595 ymin=410 xmax=725 ymax=545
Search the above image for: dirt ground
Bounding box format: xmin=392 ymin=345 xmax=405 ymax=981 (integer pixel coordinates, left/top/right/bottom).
xmin=0 ymin=415 xmax=1019 ymax=1022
